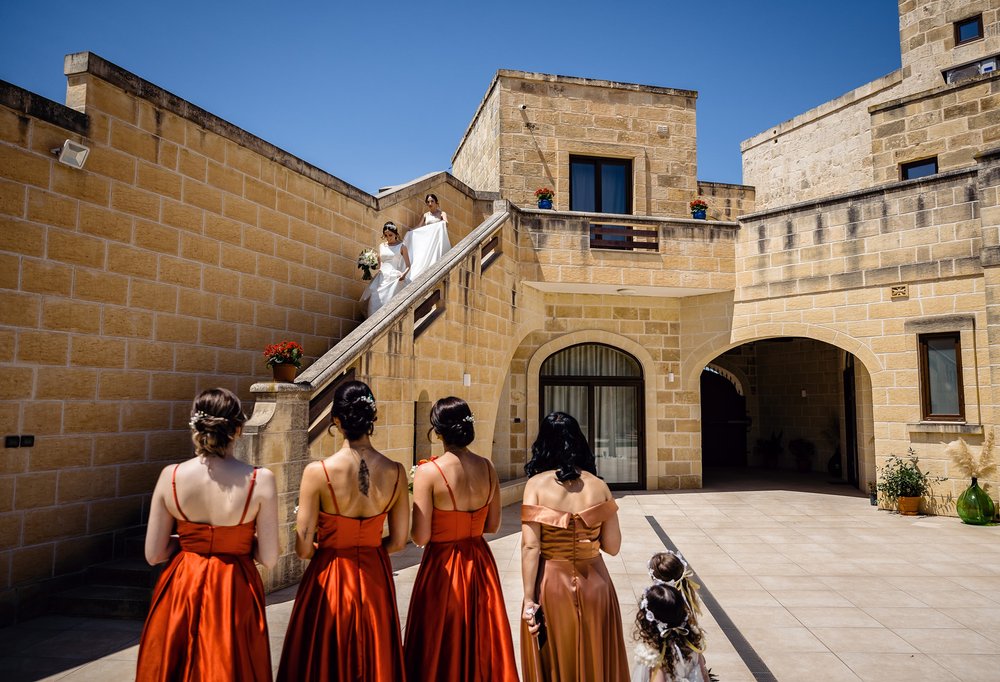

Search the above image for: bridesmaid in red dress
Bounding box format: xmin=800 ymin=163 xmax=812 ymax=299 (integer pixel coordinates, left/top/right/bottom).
xmin=520 ymin=412 xmax=628 ymax=682
xmin=137 ymin=387 xmax=279 ymax=681
xmin=404 ymin=396 xmax=518 ymax=681
xmin=277 ymin=380 xmax=409 ymax=681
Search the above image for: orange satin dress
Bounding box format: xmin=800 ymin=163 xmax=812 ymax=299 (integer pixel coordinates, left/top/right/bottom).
xmin=520 ymin=500 xmax=629 ymax=682
xmin=403 ymin=460 xmax=518 ymax=681
xmin=276 ymin=462 xmax=405 ymax=682
xmin=137 ymin=465 xmax=270 ymax=682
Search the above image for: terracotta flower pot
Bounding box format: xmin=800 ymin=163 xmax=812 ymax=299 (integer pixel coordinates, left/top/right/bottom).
xmin=897 ymin=496 xmax=921 ymax=515
xmin=271 ymin=363 xmax=297 ymax=382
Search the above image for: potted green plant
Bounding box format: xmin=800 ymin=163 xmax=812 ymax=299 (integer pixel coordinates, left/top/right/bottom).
xmin=876 ymin=448 xmax=935 ymax=515
xmin=263 ymin=340 xmax=304 ymax=382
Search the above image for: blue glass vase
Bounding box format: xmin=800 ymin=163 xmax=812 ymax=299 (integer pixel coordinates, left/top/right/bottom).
xmin=537 ymin=199 xmax=552 ymax=209
xmin=956 ymin=477 xmax=996 ymax=525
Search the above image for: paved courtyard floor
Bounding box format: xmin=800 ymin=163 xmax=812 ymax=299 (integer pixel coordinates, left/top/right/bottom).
xmin=2 ymin=470 xmax=1000 ymax=681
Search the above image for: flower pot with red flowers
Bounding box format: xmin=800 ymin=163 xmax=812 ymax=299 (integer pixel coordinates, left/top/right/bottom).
xmin=690 ymin=199 xmax=708 ymax=219
xmin=534 ymin=187 xmax=554 ymax=209
xmin=263 ymin=341 xmax=304 ymax=382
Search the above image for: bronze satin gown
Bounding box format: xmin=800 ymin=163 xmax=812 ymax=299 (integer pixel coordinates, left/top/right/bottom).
xmin=403 ymin=460 xmax=519 ymax=681
xmin=137 ymin=465 xmax=271 ymax=682
xmin=520 ymin=499 xmax=629 ymax=682
xmin=277 ymin=463 xmax=405 ymax=682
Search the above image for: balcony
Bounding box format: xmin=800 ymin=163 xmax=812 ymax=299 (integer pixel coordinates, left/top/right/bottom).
xmin=516 ymin=208 xmax=739 ymax=295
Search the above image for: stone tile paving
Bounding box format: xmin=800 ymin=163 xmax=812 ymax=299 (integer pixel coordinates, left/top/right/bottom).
xmin=3 ymin=472 xmax=999 ymax=681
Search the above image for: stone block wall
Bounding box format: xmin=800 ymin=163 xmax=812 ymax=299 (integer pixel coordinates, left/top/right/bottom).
xmin=0 ymin=53 xmax=485 ymax=621
xmin=899 ymin=0 xmax=1000 ymax=93
xmin=727 ymin=166 xmax=998 ymax=513
xmin=870 ymin=71 xmax=1000 ymax=184
xmin=450 ymin=84 xmax=501 ymax=194
xmin=741 ymin=72 xmax=902 ymax=211
xmin=696 ymin=181 xmax=756 ymax=221
xmin=453 ymin=70 xmax=698 ymax=218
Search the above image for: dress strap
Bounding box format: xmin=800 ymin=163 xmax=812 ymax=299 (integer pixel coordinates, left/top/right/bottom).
xmin=237 ymin=467 xmax=259 ymax=525
xmin=381 ymin=466 xmax=402 ymax=514
xmin=429 ymin=458 xmax=458 ymax=511
xmin=320 ymin=460 xmax=341 ymax=515
xmin=171 ymin=464 xmax=190 ymax=522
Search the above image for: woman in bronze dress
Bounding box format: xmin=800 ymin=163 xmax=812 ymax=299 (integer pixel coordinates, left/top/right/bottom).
xmin=520 ymin=412 xmax=629 ymax=681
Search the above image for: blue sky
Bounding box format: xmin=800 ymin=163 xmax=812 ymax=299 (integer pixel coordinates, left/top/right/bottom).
xmin=0 ymin=1 xmax=901 ymax=194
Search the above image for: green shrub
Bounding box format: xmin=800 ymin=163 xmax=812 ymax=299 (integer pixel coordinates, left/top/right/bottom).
xmin=877 ymin=448 xmax=935 ymax=502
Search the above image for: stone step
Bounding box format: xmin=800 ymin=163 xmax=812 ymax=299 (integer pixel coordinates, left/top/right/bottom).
xmin=85 ymin=558 xmax=162 ymax=588
xmin=50 ymin=584 xmax=151 ymax=620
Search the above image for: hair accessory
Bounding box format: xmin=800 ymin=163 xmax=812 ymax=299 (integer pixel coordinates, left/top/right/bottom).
xmin=357 ymin=395 xmax=375 ymax=406
xmin=463 ymin=414 xmax=474 ymax=423
xmin=641 ymin=590 xmax=690 ymax=638
xmin=188 ymin=411 xmax=210 ymax=429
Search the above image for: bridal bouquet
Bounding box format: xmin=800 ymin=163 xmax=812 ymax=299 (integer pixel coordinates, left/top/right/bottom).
xmin=358 ymin=249 xmax=379 ymax=280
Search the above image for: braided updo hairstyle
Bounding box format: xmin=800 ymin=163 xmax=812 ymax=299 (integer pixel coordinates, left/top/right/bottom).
xmin=330 ymin=380 xmax=377 ymax=441
xmin=634 ymin=584 xmax=704 ymax=673
xmin=524 ymin=412 xmax=597 ymax=482
xmin=189 ymin=388 xmax=248 ymax=458
xmin=429 ymin=396 xmax=475 ymax=447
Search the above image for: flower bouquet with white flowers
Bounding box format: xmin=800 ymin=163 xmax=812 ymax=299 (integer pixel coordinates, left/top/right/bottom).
xmin=358 ymin=249 xmax=379 ymax=280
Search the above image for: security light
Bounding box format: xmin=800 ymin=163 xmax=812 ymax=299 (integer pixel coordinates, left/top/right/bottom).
xmin=50 ymin=140 xmax=90 ymax=169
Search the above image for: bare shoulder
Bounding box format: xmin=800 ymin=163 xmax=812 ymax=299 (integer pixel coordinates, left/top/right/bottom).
xmin=579 ymin=471 xmax=613 ymax=498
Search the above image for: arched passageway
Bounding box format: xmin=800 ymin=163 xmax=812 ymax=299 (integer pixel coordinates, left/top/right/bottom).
xmin=701 ymin=337 xmax=874 ymax=492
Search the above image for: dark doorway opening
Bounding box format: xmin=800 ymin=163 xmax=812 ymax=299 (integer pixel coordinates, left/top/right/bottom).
xmin=700 ymin=368 xmax=747 ymax=468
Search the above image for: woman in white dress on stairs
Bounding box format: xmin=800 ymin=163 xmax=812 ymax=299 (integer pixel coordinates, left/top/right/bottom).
xmin=403 ymin=193 xmax=451 ymax=283
xmin=361 ymin=221 xmax=410 ymax=317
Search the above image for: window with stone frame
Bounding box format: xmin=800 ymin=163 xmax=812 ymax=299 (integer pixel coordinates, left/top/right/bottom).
xmin=954 ymin=14 xmax=984 ymax=46
xmin=900 ymin=157 xmax=938 ymax=181
xmin=918 ymin=332 xmax=965 ymax=422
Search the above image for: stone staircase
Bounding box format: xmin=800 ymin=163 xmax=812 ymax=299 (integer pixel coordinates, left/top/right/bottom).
xmin=48 ymin=526 xmax=161 ymax=620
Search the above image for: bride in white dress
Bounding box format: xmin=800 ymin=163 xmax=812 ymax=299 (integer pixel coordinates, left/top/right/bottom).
xmin=402 ymin=193 xmax=451 ymax=283
xmin=361 ymin=222 xmax=410 ymax=317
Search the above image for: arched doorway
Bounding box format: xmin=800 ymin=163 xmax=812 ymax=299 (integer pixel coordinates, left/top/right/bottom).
xmin=539 ymin=343 xmax=644 ymax=490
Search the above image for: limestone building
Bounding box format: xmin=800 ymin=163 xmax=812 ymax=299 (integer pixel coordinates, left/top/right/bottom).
xmin=1 ymin=0 xmax=998 ymax=623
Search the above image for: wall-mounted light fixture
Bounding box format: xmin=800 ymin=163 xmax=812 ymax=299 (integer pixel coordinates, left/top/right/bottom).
xmin=668 ymin=372 xmax=675 ymax=383
xmin=463 ymin=373 xmax=471 ymax=387
xmin=801 ymin=389 xmax=808 ymax=398
xmin=50 ymin=140 xmax=90 ymax=169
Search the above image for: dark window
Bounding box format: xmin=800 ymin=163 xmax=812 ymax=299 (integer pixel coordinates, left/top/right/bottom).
xmin=918 ymin=333 xmax=965 ymax=421
xmin=955 ymin=15 xmax=983 ymax=45
xmin=901 ymin=157 xmax=938 ymax=180
xmin=570 ymin=156 xmax=632 ymax=214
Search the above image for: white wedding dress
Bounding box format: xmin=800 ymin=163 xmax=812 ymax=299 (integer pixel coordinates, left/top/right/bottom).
xmin=360 ymin=242 xmax=407 ymax=317
xmin=403 ymin=213 xmax=451 ymax=283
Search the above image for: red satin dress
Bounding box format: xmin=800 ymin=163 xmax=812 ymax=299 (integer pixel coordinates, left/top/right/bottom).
xmin=403 ymin=460 xmax=518 ymax=681
xmin=136 ymin=465 xmax=270 ymax=682
xmin=520 ymin=500 xmax=629 ymax=682
xmin=276 ymin=462 xmax=405 ymax=682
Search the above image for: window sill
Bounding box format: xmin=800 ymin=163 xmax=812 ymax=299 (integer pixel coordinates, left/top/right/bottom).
xmin=907 ymin=422 xmax=982 ymax=435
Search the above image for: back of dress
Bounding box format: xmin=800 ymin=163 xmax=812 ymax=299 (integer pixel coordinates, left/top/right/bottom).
xmin=520 ymin=500 xmax=630 ymax=682
xmin=137 ymin=466 xmax=270 ymax=682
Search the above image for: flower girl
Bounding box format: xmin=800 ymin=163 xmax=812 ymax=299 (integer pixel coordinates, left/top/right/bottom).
xmin=632 ymin=551 xmax=710 ymax=682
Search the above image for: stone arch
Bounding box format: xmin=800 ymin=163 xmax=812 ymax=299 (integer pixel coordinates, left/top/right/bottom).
xmin=683 ymin=323 xmax=884 ymax=391
xmin=524 ymin=329 xmax=660 ymax=489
